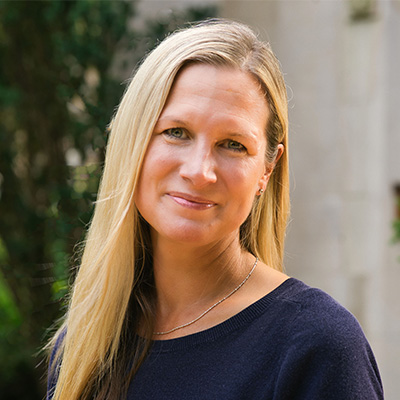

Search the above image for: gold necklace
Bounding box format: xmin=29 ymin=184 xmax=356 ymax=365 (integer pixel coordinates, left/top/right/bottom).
xmin=153 ymin=257 xmax=258 ymax=336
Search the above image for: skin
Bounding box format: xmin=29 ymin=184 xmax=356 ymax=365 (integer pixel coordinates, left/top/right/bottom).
xmin=135 ymin=64 xmax=288 ymax=339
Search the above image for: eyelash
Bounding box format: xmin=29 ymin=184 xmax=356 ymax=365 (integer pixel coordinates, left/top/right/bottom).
xmin=162 ymin=128 xmax=247 ymax=153
xmin=163 ymin=128 xmax=187 ymax=139
xmin=225 ymin=140 xmax=246 ymax=152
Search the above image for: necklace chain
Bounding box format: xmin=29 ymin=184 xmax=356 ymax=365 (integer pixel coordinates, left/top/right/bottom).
xmin=153 ymin=257 xmax=258 ymax=336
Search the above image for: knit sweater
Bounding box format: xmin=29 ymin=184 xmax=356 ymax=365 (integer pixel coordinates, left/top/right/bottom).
xmin=48 ymin=278 xmax=383 ymax=399
xmin=128 ymin=278 xmax=383 ymax=399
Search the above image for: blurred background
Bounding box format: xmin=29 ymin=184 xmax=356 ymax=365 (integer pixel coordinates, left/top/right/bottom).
xmin=0 ymin=1 xmax=399 ymax=399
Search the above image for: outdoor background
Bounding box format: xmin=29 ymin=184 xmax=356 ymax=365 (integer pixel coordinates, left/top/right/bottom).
xmin=1 ymin=1 xmax=399 ymax=399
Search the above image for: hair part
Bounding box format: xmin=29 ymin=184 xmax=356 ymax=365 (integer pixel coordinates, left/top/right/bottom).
xmin=48 ymin=19 xmax=289 ymax=400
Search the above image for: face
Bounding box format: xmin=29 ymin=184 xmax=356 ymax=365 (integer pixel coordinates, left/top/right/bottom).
xmin=135 ymin=64 xmax=272 ymax=247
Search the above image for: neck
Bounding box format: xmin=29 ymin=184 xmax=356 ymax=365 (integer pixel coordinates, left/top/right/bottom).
xmin=151 ymin=233 xmax=254 ymax=331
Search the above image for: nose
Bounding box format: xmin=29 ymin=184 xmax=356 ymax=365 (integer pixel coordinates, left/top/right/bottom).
xmin=179 ymin=142 xmax=217 ymax=186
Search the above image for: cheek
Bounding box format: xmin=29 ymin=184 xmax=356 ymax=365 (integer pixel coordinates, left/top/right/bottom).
xmin=225 ymin=158 xmax=265 ymax=191
xmin=139 ymin=143 xmax=176 ymax=184
xmin=223 ymin=171 xmax=258 ymax=217
xmin=135 ymin=143 xmax=164 ymax=209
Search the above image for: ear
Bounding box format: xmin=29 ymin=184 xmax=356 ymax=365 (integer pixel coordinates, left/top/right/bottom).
xmin=257 ymin=144 xmax=284 ymax=194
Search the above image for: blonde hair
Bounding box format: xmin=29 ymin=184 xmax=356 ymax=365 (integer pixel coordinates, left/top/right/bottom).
xmin=48 ymin=19 xmax=289 ymax=400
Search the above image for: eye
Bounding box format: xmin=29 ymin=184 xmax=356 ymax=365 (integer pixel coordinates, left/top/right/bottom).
xmin=224 ymin=140 xmax=247 ymax=152
xmin=163 ymin=127 xmax=187 ymax=139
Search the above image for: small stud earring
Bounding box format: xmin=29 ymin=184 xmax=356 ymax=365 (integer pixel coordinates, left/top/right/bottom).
xmin=259 ymin=188 xmax=264 ymax=195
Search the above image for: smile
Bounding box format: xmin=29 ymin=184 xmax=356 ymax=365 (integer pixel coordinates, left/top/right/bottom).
xmin=167 ymin=192 xmax=217 ymax=210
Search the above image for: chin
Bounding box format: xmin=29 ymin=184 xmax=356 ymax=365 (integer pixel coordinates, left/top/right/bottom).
xmin=153 ymin=220 xmax=240 ymax=248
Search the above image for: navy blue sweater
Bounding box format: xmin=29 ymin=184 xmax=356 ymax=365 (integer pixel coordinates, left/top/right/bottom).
xmin=48 ymin=278 xmax=383 ymax=399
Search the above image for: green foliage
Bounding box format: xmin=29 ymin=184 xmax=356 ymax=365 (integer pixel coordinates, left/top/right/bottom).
xmin=394 ymin=220 xmax=400 ymax=241
xmin=0 ymin=1 xmax=216 ymax=398
xmin=0 ymin=1 xmax=135 ymax=396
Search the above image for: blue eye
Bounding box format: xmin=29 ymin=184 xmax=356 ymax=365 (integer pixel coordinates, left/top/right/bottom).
xmin=226 ymin=140 xmax=246 ymax=152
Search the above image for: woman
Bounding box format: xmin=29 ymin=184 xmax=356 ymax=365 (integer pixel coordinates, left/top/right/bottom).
xmin=47 ymin=20 xmax=383 ymax=399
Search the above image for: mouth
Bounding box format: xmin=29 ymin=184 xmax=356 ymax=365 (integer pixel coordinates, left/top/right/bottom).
xmin=167 ymin=192 xmax=217 ymax=210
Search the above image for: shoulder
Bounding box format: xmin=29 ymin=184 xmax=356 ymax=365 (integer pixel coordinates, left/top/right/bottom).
xmin=281 ymin=279 xmax=363 ymax=338
xmin=270 ymin=278 xmax=363 ymax=333
xmin=273 ymin=278 xmax=374 ymax=363
xmin=47 ymin=329 xmax=66 ymax=400
xmin=267 ymin=278 xmax=384 ymax=399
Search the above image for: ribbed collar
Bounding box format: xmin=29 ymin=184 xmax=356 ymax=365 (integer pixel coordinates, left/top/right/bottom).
xmin=150 ymin=277 xmax=299 ymax=353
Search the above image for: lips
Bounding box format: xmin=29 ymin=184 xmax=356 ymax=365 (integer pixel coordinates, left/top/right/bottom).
xmin=167 ymin=192 xmax=217 ymax=210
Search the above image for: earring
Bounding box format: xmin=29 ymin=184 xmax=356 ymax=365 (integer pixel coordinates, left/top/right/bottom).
xmin=258 ymin=188 xmax=264 ymax=195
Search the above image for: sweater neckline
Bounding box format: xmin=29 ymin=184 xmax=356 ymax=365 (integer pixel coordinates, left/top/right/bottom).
xmin=150 ymin=277 xmax=298 ymax=353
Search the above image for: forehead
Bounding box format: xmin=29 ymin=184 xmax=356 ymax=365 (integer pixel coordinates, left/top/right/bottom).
xmin=159 ymin=64 xmax=269 ymax=131
xmin=169 ymin=63 xmax=267 ymax=105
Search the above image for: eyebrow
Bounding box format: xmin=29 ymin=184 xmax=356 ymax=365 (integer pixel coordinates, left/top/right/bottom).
xmin=155 ymin=117 xmax=188 ymax=127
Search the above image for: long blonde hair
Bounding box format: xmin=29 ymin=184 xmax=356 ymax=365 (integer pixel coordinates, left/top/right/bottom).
xmin=48 ymin=19 xmax=289 ymax=400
